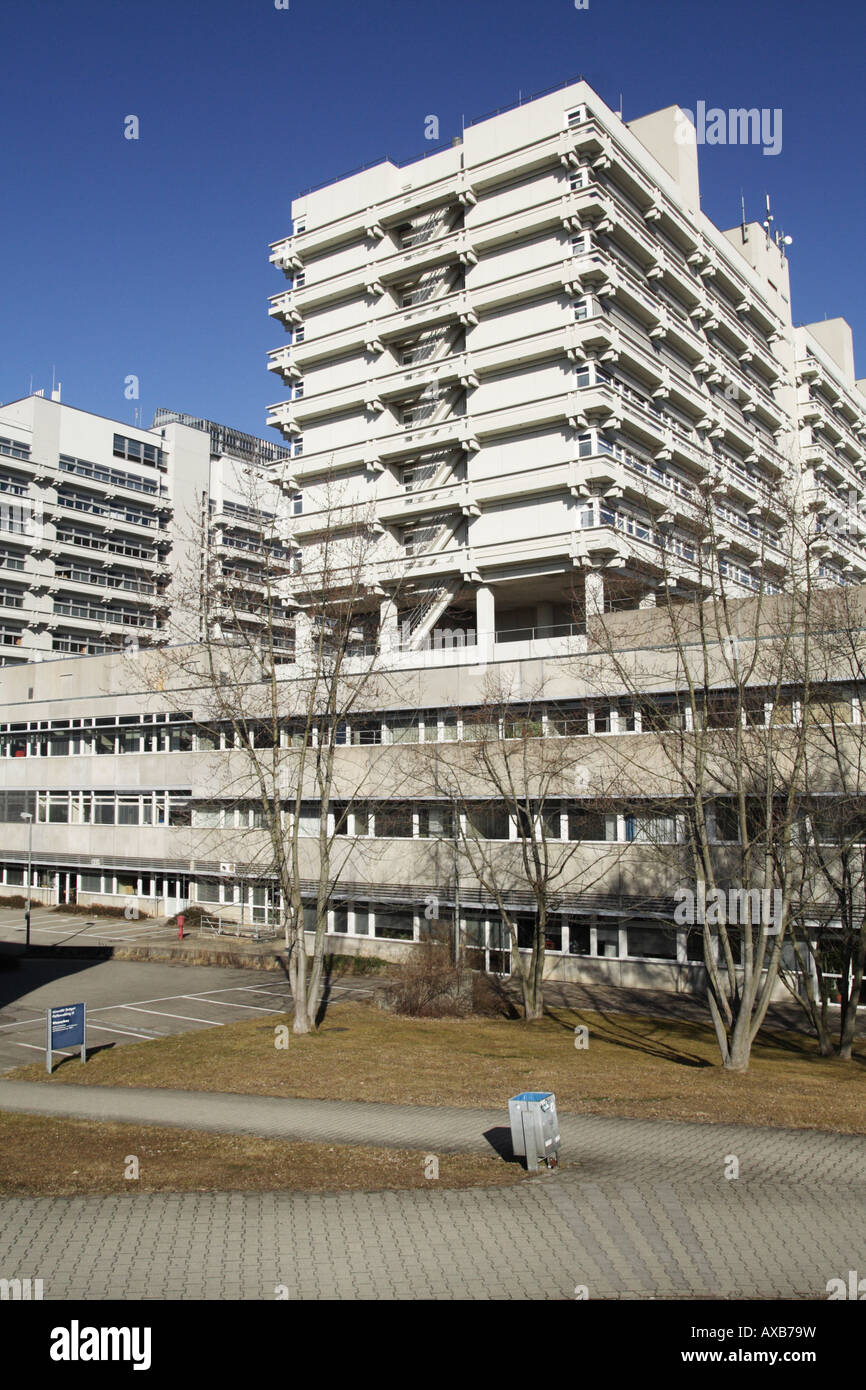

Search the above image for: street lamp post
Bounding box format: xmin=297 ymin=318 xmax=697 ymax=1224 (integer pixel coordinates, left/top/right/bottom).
xmin=20 ymin=811 xmax=33 ymax=949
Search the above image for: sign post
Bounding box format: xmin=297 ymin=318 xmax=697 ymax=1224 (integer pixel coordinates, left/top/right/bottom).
xmin=46 ymin=1003 xmax=87 ymax=1074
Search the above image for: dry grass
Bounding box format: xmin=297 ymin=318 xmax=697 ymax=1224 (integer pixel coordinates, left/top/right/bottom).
xmin=0 ymin=1112 xmax=526 ymax=1197
xmin=8 ymin=1000 xmax=866 ymax=1134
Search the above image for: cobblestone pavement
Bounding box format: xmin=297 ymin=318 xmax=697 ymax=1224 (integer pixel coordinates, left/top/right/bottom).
xmin=1 ymin=1081 xmax=864 ymax=1299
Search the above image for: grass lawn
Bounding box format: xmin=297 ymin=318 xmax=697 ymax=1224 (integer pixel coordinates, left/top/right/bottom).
xmin=8 ymin=999 xmax=866 ymax=1133
xmin=0 ymin=1112 xmax=526 ymax=1197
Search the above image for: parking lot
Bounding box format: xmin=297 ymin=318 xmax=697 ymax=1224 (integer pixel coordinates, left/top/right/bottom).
xmin=0 ymin=904 xmax=183 ymax=950
xmin=0 ymin=906 xmax=376 ymax=1073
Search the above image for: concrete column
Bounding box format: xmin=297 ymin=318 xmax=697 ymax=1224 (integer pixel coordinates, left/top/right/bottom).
xmin=639 ymin=588 xmax=657 ymax=609
xmin=294 ymin=611 xmax=312 ymax=671
xmin=475 ymin=584 xmax=495 ymax=661
xmin=585 ymin=569 xmax=604 ymax=620
xmin=379 ymin=595 xmax=399 ymax=653
xmin=536 ymin=601 xmax=554 ymax=636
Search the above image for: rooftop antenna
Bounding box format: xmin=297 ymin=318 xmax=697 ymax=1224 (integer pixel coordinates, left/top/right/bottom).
xmin=740 ymin=193 xmax=748 ymax=243
xmin=615 ymin=92 xmax=623 ymax=119
xmin=762 ymin=193 xmax=774 ymax=244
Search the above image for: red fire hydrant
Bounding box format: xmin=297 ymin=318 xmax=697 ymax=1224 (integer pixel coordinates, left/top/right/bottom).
xmin=177 ymin=913 xmax=185 ymax=940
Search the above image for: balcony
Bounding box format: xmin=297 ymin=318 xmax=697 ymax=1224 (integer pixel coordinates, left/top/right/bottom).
xmin=268 ymin=290 xmax=303 ymax=327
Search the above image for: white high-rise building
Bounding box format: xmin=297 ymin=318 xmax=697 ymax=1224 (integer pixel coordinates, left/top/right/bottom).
xmin=266 ymin=81 xmax=866 ymax=654
xmin=0 ymin=397 xmax=294 ymax=664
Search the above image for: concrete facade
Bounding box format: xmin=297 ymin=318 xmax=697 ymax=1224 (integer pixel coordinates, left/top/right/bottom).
xmin=267 ymin=81 xmax=866 ymax=651
xmin=0 ymin=398 xmax=293 ymax=665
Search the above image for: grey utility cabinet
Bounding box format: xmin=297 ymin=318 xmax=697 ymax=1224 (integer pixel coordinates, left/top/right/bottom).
xmin=508 ymin=1091 xmax=561 ymax=1171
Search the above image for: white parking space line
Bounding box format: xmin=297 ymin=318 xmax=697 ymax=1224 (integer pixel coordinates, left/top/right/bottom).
xmin=12 ymin=1042 xmax=73 ymax=1056
xmin=233 ymin=986 xmax=294 ymax=997
xmin=117 ymin=1006 xmax=224 ymax=1026
xmin=86 ymin=1022 xmax=156 ymax=1040
xmin=180 ymin=996 xmax=284 ymax=1013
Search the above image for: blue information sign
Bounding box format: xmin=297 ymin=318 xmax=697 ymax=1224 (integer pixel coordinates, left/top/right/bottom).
xmin=46 ymin=1003 xmax=87 ymax=1072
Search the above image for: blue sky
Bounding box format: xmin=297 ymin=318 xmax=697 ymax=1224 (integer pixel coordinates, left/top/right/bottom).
xmin=1 ymin=0 xmax=863 ymax=440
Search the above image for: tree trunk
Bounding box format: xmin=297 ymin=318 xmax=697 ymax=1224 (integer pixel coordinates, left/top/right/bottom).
xmin=289 ymin=929 xmax=313 ymax=1034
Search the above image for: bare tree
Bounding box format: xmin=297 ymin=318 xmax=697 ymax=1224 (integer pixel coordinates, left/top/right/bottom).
xmin=421 ymin=670 xmax=620 ymax=1020
xmin=583 ymin=470 xmax=815 ymax=1069
xmin=781 ymin=584 xmax=866 ymax=1059
xmin=144 ymin=462 xmax=405 ymax=1033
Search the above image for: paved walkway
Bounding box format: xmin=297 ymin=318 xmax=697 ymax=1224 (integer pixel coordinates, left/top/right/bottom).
xmin=1 ymin=1080 xmax=864 ymax=1299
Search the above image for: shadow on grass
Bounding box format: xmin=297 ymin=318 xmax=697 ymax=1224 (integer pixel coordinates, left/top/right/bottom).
xmin=543 ymin=1002 xmax=714 ymax=1068
xmin=47 ymin=1043 xmax=117 ymax=1073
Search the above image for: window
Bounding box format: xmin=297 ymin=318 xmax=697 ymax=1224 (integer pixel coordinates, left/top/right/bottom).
xmin=466 ymin=804 xmax=509 ymax=840
xmin=117 ymin=797 xmax=139 ymax=826
xmin=568 ymin=922 xmax=591 ymax=955
xmin=549 ymin=705 xmax=588 ymax=737
xmin=373 ymin=805 xmax=413 ymax=838
xmin=386 ymin=714 xmax=419 ymax=744
xmin=80 ymin=873 xmax=102 ymax=893
xmin=196 ymin=880 xmax=221 ymax=904
xmin=374 ymin=909 xmax=414 ymax=940
xmin=627 ymin=925 xmax=677 ymax=960
xmin=568 ymin=807 xmax=610 ymax=841
xmin=112 ymin=435 xmax=164 ymax=469
xmin=352 ymin=721 xmax=381 ymax=746
xmin=418 ymin=805 xmax=454 ymax=838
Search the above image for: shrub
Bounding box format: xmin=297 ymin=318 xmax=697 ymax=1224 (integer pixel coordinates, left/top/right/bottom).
xmin=53 ymin=902 xmax=151 ymax=919
xmin=380 ymin=930 xmax=475 ymax=1018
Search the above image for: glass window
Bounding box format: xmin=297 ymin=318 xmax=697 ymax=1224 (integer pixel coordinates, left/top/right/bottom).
xmin=466 ymin=804 xmax=509 ymax=840
xmin=386 ymin=715 xmax=419 ymax=744
xmin=168 ymin=800 xmax=191 ymax=827
xmin=117 ymin=797 xmax=139 ymax=826
xmin=568 ymin=807 xmax=608 ymax=841
xmin=374 ymin=909 xmax=414 ymax=940
xmin=568 ymin=922 xmax=591 ymax=955
xmin=373 ymin=805 xmax=413 ymax=838
xmin=79 ymin=872 xmax=101 ymax=893
xmin=352 ymin=722 xmax=381 ymax=745
xmin=595 ymin=926 xmax=620 ymax=959
xmin=544 ymin=923 xmax=563 ymax=953
xmin=418 ymin=805 xmax=454 ymax=838
xmin=550 ymin=706 xmax=588 ymax=737
xmin=48 ymin=794 xmax=69 ymax=823
xmin=94 ymin=795 xmax=115 ymax=825
xmin=627 ymin=925 xmax=677 ymax=960
xmin=196 ymin=880 xmax=220 ymax=903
